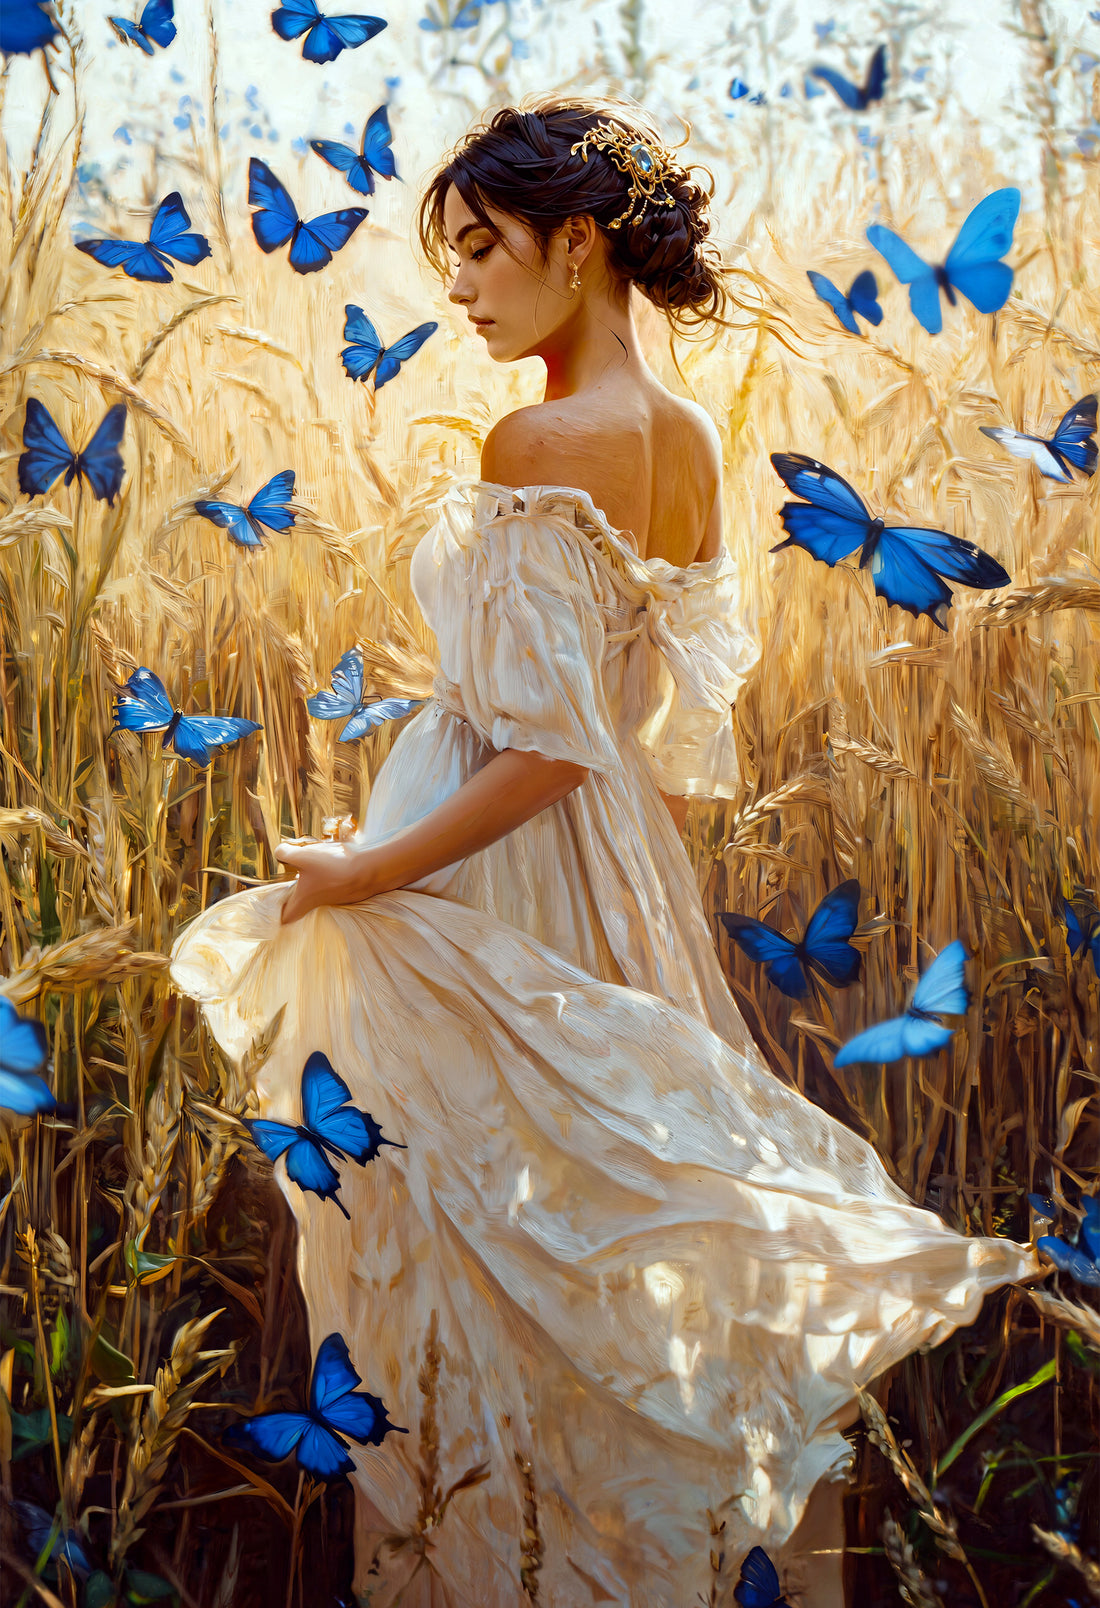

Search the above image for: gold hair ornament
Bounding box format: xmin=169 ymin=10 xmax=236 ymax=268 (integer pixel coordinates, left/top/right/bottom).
xmin=570 ymin=122 xmax=684 ymax=230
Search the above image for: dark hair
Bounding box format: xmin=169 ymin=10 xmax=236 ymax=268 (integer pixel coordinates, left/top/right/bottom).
xmin=417 ymin=95 xmax=734 ymax=334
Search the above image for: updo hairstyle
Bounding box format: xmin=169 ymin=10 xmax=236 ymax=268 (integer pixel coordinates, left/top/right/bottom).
xmin=418 ymin=95 xmax=733 ymax=333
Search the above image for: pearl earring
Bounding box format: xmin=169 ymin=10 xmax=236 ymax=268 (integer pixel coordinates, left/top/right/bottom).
xmin=569 ymin=260 xmax=581 ymax=293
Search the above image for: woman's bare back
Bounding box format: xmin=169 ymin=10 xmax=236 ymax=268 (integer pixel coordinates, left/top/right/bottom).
xmin=481 ymin=372 xmax=723 ymax=567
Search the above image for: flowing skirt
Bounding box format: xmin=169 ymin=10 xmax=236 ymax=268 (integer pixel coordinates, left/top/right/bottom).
xmin=171 ymin=875 xmax=1036 ymax=1608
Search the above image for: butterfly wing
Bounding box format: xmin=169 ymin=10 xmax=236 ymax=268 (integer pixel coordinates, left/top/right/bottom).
xmin=109 ymin=15 xmax=154 ymax=50
xmin=137 ymin=0 xmax=175 ymax=46
xmin=0 ymin=1070 xmax=57 ymax=1116
xmin=147 ymin=190 xmax=210 ymax=266
xmin=1 ymin=0 xmax=61 ymax=54
xmin=809 ymin=65 xmax=863 ymax=109
xmin=228 ymin=1411 xmax=311 ymax=1462
xmin=0 ymin=999 xmax=48 ymax=1076
xmin=769 ymin=453 xmax=870 ymax=565
xmin=978 ymin=425 xmax=1072 ymax=482
xmin=1037 ymin=1234 xmax=1100 ymax=1288
xmin=245 ymin=1117 xmax=299 ymax=1162
xmin=806 ymin=271 xmax=860 ymax=335
xmin=248 ymin=158 xmax=300 ymax=252
xmin=361 ymin=103 xmax=397 ymax=180
xmin=1080 ymin=1195 xmax=1100 ymax=1263
xmin=76 ymin=236 xmax=173 ymax=282
xmin=246 ymin=469 xmax=296 ymax=533
xmin=301 ymin=1051 xmax=386 ymax=1162
xmin=372 ymin=321 xmax=438 ymax=387
xmin=866 ymin=224 xmax=942 ymax=333
xmin=718 ymin=913 xmax=807 ymax=998
xmin=1050 ymin=394 xmax=1098 ymax=476
xmin=802 ymin=879 xmax=863 ymax=987
xmin=846 ymin=268 xmax=882 ymax=325
xmin=270 ymin=0 xmax=319 ymax=39
xmin=910 ymin=940 xmax=970 ymax=1017
xmin=338 ymin=696 xmax=424 ymax=741
xmin=308 ymin=1333 xmax=401 ymax=1446
xmin=834 ymin=1014 xmax=911 ymax=1067
xmin=18 ymin=398 xmax=74 ymax=496
xmin=113 ymin=667 xmax=176 ymax=735
xmin=288 ymin=208 xmax=367 ymax=273
xmin=310 ymin=138 xmax=375 ymax=195
xmin=898 ymin=1015 xmax=957 ymax=1058
xmin=944 ymin=188 xmax=1019 ymax=314
xmin=168 ymin=714 xmax=261 ymax=765
xmin=341 ymin=304 xmax=384 ymax=381
xmin=863 ymin=42 xmax=887 ymax=103
xmin=307 ymin=648 xmax=365 ymax=721
xmin=734 ymin=1545 xmax=789 ymax=1608
xmin=871 ymin=525 xmax=1009 ymax=628
xmin=295 ymin=1419 xmax=355 ymax=1476
xmin=75 ymin=404 xmax=126 ymax=502
xmin=194 ymin=499 xmax=264 ymax=549
xmin=283 ymin=1134 xmax=345 ymax=1211
xmin=299 ymin=11 xmax=385 ymax=62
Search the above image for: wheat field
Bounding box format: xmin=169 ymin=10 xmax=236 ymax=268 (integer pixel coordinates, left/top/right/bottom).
xmin=1 ymin=2 xmax=1099 ymax=1604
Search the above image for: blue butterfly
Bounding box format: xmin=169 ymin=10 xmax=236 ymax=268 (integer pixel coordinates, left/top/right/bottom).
xmin=980 ymin=394 xmax=1097 ymax=484
xmin=194 ymin=471 xmax=296 ymax=549
xmin=734 ymin=1546 xmax=791 ymax=1608
xmin=803 ymin=74 xmax=825 ymax=99
xmin=719 ymin=881 xmax=862 ymax=1000
xmin=1064 ymin=898 xmax=1100 ymax=976
xmin=1028 ymin=1192 xmax=1057 ymax=1224
xmin=271 ymin=0 xmax=385 ymax=62
xmin=0 ymin=998 xmax=55 ymax=1117
xmin=310 ymin=104 xmax=398 ymax=197
xmin=419 ymin=0 xmax=483 ymax=29
xmin=1038 ymin=1194 xmax=1100 ymax=1288
xmin=18 ymin=400 xmax=126 ymax=505
xmin=341 ymin=307 xmax=438 ymax=387
xmin=769 ymin=453 xmax=1010 ymax=630
xmin=246 ymin=1051 xmax=404 ymax=1220
xmin=112 ymin=668 xmax=261 ymax=767
xmin=227 ymin=1332 xmax=405 ymax=1478
xmin=248 ymin=158 xmax=367 ymax=275
xmin=806 ymin=268 xmax=882 ymax=335
xmin=866 ymin=188 xmax=1020 ymax=335
xmin=75 ymin=191 xmax=210 ymax=284
xmin=1 ymin=0 xmax=60 ymax=54
xmin=10 ymin=1501 xmax=91 ymax=1578
xmin=307 ymin=649 xmax=424 ymax=741
xmin=834 ymin=940 xmax=970 ymax=1067
xmin=730 ymin=77 xmax=767 ymax=104
xmin=107 ymin=0 xmax=175 ymax=51
xmin=811 ymin=43 xmax=887 ymax=110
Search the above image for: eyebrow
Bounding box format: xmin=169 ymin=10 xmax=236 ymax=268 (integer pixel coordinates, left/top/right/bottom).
xmin=445 ymin=220 xmax=490 ymax=251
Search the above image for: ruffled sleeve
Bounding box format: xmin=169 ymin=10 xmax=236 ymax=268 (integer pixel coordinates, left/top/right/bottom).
xmin=410 ymin=483 xmax=622 ymax=774
xmin=615 ymin=548 xmax=762 ymax=801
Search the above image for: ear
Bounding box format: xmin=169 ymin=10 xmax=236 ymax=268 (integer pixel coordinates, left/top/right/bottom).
xmin=562 ymin=214 xmax=599 ymax=269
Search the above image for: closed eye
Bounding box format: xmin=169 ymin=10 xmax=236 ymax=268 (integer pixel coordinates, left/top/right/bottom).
xmin=471 ymin=244 xmax=492 ymax=261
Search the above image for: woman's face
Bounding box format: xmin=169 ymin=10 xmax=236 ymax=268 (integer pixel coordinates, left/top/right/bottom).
xmin=443 ymin=185 xmax=578 ymax=363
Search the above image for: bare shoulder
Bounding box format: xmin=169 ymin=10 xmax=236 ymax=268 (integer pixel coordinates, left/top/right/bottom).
xmin=669 ymin=397 xmax=723 ymax=562
xmin=480 ymin=402 xmax=583 ymax=488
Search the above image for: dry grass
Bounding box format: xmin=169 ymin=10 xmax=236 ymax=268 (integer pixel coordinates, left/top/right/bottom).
xmin=1 ymin=8 xmax=1099 ymax=1604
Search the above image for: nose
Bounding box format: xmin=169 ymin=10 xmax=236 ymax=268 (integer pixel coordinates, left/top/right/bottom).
xmin=448 ymin=264 xmax=474 ymax=305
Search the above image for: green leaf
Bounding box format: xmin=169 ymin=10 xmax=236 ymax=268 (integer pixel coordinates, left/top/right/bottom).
xmin=50 ymin=1306 xmax=71 ymax=1377
xmin=1066 ymin=1329 xmax=1100 ymax=1377
xmin=934 ymin=1357 xmax=1057 ymax=1479
xmin=125 ymin=1569 xmax=178 ymax=1604
xmin=10 ymin=1406 xmax=72 ymax=1460
xmin=91 ymin=1334 xmax=136 ymax=1385
xmin=37 ymin=851 xmax=60 ymax=945
xmin=85 ymin=1571 xmax=119 ymax=1608
xmin=124 ymin=1232 xmax=176 ymax=1286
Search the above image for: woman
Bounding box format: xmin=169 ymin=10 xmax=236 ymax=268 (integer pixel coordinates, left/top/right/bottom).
xmin=172 ymin=97 xmax=1036 ymax=1607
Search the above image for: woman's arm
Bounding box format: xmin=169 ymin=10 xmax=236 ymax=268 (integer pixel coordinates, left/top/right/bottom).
xmin=275 ymin=747 xmax=587 ymax=923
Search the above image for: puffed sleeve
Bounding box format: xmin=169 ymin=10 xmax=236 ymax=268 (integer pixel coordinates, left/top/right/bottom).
xmin=410 ymin=486 xmax=622 ymax=774
xmin=616 ymin=548 xmax=762 ymax=801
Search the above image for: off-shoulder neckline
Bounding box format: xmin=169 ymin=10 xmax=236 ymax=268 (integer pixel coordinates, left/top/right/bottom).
xmin=453 ymin=477 xmax=728 ymax=576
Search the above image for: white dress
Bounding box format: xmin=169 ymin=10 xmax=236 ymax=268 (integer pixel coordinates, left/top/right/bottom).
xmin=171 ymin=480 xmax=1036 ymax=1608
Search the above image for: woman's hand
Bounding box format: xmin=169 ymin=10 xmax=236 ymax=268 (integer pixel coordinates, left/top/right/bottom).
xmin=275 ymin=838 xmax=380 ymax=924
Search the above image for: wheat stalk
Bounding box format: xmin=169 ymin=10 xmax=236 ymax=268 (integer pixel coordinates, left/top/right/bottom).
xmin=515 ymin=1449 xmax=544 ymax=1603
xmin=829 ymin=733 xmax=918 ymax=783
xmin=131 ymin=293 xmax=237 ymax=382
xmin=858 ymin=1391 xmax=967 ymax=1565
xmin=112 ymin=1309 xmax=235 ymax=1565
xmin=978 ymin=578 xmax=1100 ymax=626
xmin=948 ymin=702 xmax=1034 ymax=813
xmin=882 ymin=1511 xmax=946 ymax=1608
xmin=0 ymin=923 xmax=166 ymax=1004
xmin=1031 ymin=1526 xmax=1100 ymax=1600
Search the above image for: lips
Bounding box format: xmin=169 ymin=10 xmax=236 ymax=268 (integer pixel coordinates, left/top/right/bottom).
xmin=469 ymin=317 xmax=493 ymax=328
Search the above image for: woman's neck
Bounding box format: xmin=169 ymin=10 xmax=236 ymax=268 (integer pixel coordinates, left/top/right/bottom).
xmin=539 ymin=291 xmax=648 ymax=403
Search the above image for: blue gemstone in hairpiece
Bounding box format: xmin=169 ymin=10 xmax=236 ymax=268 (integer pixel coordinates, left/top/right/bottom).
xmin=630 ymin=143 xmax=654 ymax=173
